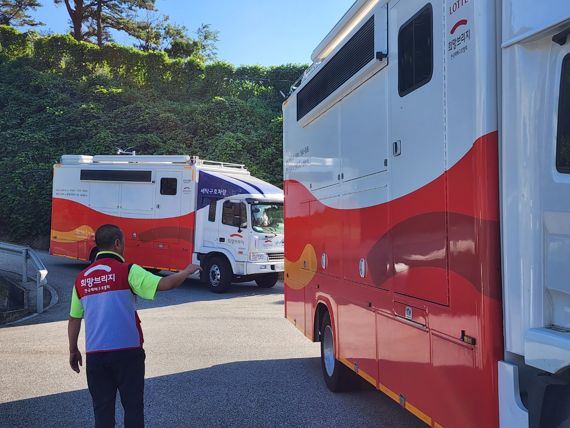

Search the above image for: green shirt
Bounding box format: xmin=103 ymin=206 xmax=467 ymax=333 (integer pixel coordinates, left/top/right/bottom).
xmin=70 ymin=252 xmax=161 ymax=318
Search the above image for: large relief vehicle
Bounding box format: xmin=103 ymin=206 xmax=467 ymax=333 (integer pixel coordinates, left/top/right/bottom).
xmin=283 ymin=0 xmax=570 ymax=426
xmin=51 ymin=155 xmax=284 ymax=293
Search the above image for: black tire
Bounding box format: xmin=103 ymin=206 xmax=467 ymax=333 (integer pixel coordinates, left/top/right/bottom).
xmin=255 ymin=272 xmax=279 ymax=288
xmin=205 ymin=256 xmax=232 ymax=293
xmin=320 ymin=312 xmax=351 ymax=392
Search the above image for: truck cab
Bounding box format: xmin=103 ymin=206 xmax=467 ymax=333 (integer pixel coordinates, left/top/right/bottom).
xmin=197 ymin=194 xmax=284 ymax=292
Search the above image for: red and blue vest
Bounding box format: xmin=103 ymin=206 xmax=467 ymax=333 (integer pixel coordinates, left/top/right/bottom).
xmin=75 ymin=254 xmax=143 ymax=353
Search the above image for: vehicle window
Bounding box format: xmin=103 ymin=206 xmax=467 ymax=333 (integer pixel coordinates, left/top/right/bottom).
xmin=398 ymin=3 xmax=433 ymax=97
xmin=251 ymin=203 xmax=284 ymax=234
xmin=208 ymin=201 xmax=217 ymax=222
xmin=556 ymin=54 xmax=570 ymax=173
xmin=160 ymin=178 xmax=177 ymax=195
xmin=222 ymin=201 xmax=247 ymax=228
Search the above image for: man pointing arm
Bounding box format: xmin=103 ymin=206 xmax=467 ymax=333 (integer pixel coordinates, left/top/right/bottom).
xmin=68 ymin=224 xmax=200 ymax=428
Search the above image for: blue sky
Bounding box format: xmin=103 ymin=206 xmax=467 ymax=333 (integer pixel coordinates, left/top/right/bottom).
xmin=25 ymin=0 xmax=356 ymax=66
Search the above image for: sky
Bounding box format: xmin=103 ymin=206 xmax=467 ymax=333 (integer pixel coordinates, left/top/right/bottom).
xmin=25 ymin=0 xmax=356 ymax=66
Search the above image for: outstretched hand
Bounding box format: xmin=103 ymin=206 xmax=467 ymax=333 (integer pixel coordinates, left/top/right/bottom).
xmin=183 ymin=264 xmax=202 ymax=276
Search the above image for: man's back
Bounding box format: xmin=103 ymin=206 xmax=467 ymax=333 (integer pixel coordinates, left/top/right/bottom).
xmin=75 ymin=255 xmax=141 ymax=353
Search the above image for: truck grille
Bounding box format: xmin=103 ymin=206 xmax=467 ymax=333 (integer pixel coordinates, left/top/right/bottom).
xmin=268 ymin=253 xmax=284 ymax=262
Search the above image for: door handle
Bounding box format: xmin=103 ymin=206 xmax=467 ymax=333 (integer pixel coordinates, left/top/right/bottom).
xmin=219 ymin=238 xmax=225 ymax=242
xmin=393 ymin=140 xmax=402 ymax=156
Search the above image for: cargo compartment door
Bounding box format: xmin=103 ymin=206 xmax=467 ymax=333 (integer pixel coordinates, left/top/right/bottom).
xmin=388 ymin=0 xmax=449 ymax=306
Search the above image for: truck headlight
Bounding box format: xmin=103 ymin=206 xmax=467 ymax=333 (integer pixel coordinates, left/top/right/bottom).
xmin=249 ymin=252 xmax=268 ymax=262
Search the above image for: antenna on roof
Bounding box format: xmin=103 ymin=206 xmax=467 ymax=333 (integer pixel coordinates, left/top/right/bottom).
xmin=117 ymin=147 xmax=137 ymax=156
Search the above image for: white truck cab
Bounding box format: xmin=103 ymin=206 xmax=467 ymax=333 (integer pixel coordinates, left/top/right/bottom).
xmin=196 ymin=193 xmax=284 ymax=291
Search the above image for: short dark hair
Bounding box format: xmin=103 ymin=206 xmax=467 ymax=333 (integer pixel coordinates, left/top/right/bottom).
xmin=95 ymin=224 xmax=123 ymax=250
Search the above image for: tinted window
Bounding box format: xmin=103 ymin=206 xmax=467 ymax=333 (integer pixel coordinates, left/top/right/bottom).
xmin=222 ymin=202 xmax=247 ymax=228
xmin=557 ymin=54 xmax=570 ymax=173
xmin=208 ymin=201 xmax=217 ymax=222
xmin=398 ymin=4 xmax=433 ymax=97
xmin=80 ymin=169 xmax=151 ymax=182
xmin=160 ymin=178 xmax=177 ymax=195
xmin=297 ymin=16 xmax=375 ymax=120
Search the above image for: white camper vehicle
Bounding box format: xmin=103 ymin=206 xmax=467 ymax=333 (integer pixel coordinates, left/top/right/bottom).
xmin=283 ymin=0 xmax=570 ymax=427
xmin=50 ymin=155 xmax=284 ymax=293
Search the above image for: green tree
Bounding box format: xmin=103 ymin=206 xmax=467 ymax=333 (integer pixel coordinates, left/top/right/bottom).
xmin=56 ymin=0 xmax=155 ymax=47
xmin=90 ymin=0 xmax=155 ymax=47
xmin=195 ymin=23 xmax=218 ymax=62
xmin=0 ymin=0 xmax=42 ymax=26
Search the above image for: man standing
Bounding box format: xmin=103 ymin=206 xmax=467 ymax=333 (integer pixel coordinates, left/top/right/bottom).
xmin=68 ymin=224 xmax=200 ymax=427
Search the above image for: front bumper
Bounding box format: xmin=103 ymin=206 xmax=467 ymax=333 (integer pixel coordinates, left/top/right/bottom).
xmin=244 ymin=261 xmax=284 ymax=275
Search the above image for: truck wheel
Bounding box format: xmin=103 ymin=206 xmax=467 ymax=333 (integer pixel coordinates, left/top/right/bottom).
xmin=320 ymin=312 xmax=350 ymax=392
xmin=206 ymin=256 xmax=232 ymax=293
xmin=255 ymin=272 xmax=279 ymax=288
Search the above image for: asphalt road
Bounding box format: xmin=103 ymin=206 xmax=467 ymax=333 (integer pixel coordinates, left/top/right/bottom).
xmin=0 ymin=252 xmax=423 ymax=428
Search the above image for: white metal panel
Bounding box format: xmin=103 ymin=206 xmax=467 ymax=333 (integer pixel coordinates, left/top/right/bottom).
xmin=296 ymin=103 xmax=341 ymax=192
xmin=93 ymin=155 xmax=190 ymax=164
xmin=340 ymin=70 xmax=388 ymax=181
xmin=498 ymin=361 xmax=529 ymax=428
xmin=120 ymin=183 xmax=154 ymax=214
xmin=502 ymin=0 xmax=570 ymax=47
xmin=52 ymin=166 xmax=89 ymax=206
xmin=90 ymin=182 xmax=120 ymax=212
xmin=446 ymin=0 xmax=497 ymax=168
xmin=501 ymin=21 xmax=570 ymax=360
xmin=389 ymin=0 xmax=446 ymax=200
xmin=155 ymin=170 xmax=182 ymax=219
xmin=525 ymin=328 xmax=570 ymax=373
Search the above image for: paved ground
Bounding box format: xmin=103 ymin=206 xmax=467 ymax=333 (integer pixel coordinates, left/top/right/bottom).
xmin=0 ymin=252 xmax=423 ymax=428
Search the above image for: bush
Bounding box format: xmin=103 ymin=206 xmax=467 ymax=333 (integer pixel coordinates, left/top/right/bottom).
xmin=0 ymin=26 xmax=305 ymax=243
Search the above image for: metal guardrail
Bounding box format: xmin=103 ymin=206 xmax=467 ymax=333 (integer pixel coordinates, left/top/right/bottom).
xmin=0 ymin=242 xmax=48 ymax=313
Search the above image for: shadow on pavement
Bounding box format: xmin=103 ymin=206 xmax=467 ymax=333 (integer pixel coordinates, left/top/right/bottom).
xmin=0 ymin=357 xmax=423 ymax=428
xmin=5 ymin=257 xmax=283 ymax=328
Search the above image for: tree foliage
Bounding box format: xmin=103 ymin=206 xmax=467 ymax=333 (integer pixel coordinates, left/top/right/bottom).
xmin=0 ymin=26 xmax=306 ymax=243
xmin=0 ymin=0 xmax=42 ymax=27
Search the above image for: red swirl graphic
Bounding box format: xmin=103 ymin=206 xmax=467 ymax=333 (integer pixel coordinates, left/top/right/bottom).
xmin=451 ymin=19 xmax=468 ymax=34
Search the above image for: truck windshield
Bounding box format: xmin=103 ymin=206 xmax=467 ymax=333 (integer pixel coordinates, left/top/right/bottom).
xmin=251 ymin=203 xmax=284 ymax=234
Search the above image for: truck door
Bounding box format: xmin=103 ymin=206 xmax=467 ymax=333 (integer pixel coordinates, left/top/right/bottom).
xmin=218 ymin=200 xmax=248 ymax=265
xmin=543 ymin=47 xmax=570 ymax=332
xmin=388 ymin=0 xmax=449 ymax=306
xmin=153 ymin=171 xmax=182 ymax=265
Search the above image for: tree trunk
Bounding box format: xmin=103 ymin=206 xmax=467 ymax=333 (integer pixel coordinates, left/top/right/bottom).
xmin=96 ymin=0 xmax=103 ymax=47
xmin=63 ymin=0 xmax=84 ymax=42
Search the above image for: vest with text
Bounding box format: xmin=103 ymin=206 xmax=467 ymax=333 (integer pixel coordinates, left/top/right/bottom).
xmin=74 ymin=258 xmax=143 ymax=353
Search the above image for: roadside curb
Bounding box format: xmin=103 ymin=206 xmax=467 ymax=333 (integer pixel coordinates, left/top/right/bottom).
xmin=4 ymin=283 xmax=59 ymax=326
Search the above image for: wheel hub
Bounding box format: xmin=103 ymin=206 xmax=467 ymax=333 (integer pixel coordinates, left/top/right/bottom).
xmin=323 ymin=324 xmax=335 ymax=377
xmin=209 ymin=264 xmax=221 ymax=287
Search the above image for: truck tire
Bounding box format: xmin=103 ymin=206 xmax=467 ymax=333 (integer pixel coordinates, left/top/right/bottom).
xmin=206 ymin=256 xmax=232 ymax=293
xmin=320 ymin=312 xmax=351 ymax=392
xmin=255 ymin=272 xmax=279 ymax=288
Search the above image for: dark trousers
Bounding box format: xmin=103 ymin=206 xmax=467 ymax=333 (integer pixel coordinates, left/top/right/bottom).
xmin=86 ymin=348 xmax=146 ymax=428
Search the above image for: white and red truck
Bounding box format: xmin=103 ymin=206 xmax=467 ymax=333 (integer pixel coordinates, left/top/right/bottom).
xmin=283 ymin=0 xmax=570 ymax=426
xmin=50 ymin=155 xmax=284 ymax=292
